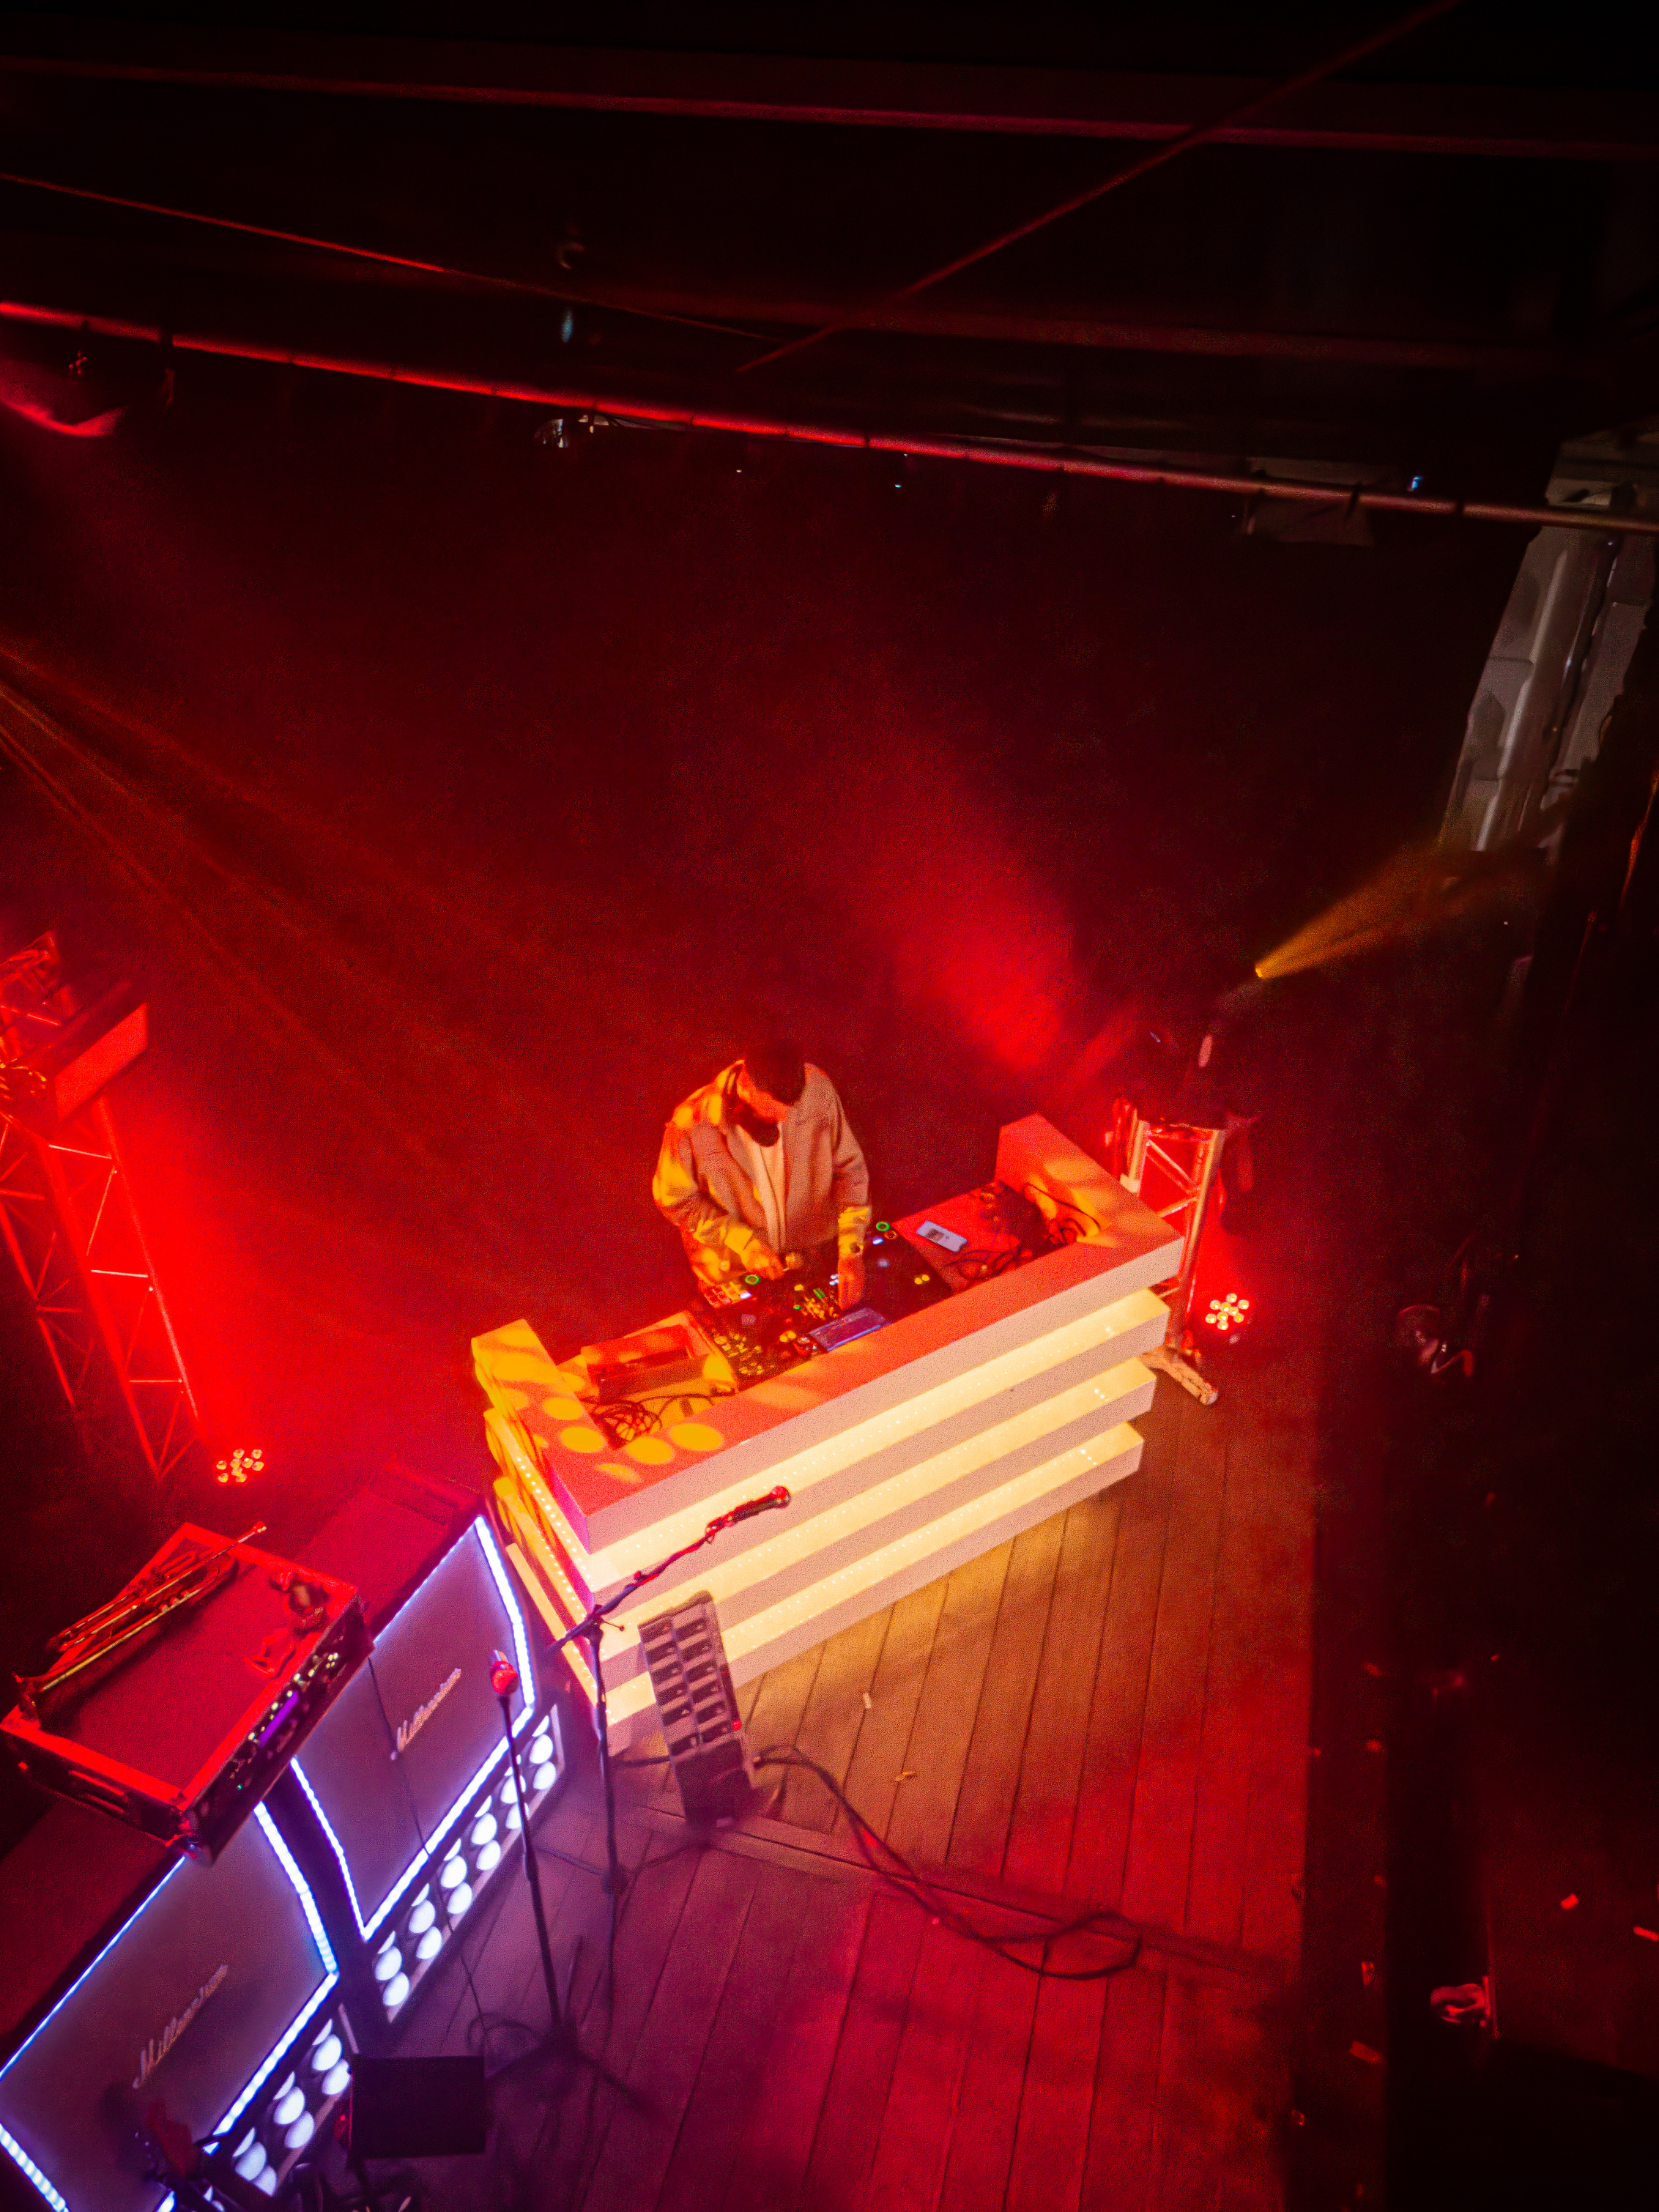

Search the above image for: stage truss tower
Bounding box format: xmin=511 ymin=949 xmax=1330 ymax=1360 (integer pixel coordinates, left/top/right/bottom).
xmin=0 ymin=1100 xmax=203 ymax=1493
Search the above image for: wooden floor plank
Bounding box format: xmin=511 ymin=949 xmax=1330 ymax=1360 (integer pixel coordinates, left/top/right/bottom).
xmin=934 ymin=1952 xmax=1040 ymax=2212
xmin=574 ymin=1828 xmax=705 ymax=2090
xmin=420 ymin=1795 xmax=597 ymax=2056
xmin=799 ymin=1892 xmax=927 ymax=2211
xmin=945 ymin=1515 xmax=1066 ymax=1877
xmin=500 ymin=1836 xmax=689 ymax=2208
xmin=1117 ymin=1399 xmax=1228 ymax=1933
xmin=1064 ymin=1394 xmax=1181 ymax=1906
xmin=746 ymin=1644 xmax=830 ymax=1769
xmin=559 ymin=1806 xmax=663 ymax=2034
xmin=1002 ymin=1491 xmax=1121 ymax=1896
xmin=1146 ymin=1970 xmax=1284 ymax=2212
xmin=1185 ymin=1424 xmax=1283 ymax=1946
xmin=885 ymin=1542 xmax=1012 ymax=1866
xmin=863 ymin=1920 xmax=985 ymax=2212
xmin=1077 ymin=1963 xmax=1167 ymax=2212
xmin=656 ymin=1863 xmax=817 ymax=2212
xmin=776 ymin=1607 xmax=894 ymax=1832
xmin=580 ymin=1849 xmax=761 ymax=2212
xmin=839 ymin=1578 xmax=949 ymax=1842
xmin=1231 ymin=1356 xmax=1315 ymax=1979
xmin=1239 ymin=1734 xmax=1307 ymax=1973
xmin=1003 ymin=1962 xmax=1110 ymax=2212
xmin=436 ymin=1331 xmax=1315 ymax=2212
xmin=722 ymin=1874 xmax=872 ymax=2212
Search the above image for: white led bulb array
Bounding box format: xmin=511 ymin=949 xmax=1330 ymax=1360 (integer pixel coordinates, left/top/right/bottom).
xmin=374 ymin=1714 xmax=562 ymax=2022
xmin=226 ymin=2005 xmax=353 ymax=2193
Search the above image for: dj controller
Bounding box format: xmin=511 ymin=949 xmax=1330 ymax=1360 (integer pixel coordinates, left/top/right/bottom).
xmin=697 ymin=1225 xmax=951 ymax=1384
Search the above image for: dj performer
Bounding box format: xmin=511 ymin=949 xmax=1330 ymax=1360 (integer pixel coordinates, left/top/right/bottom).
xmin=653 ymin=1041 xmax=872 ymax=1312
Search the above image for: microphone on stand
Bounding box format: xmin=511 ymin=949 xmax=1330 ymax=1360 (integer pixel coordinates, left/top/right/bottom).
xmin=705 ymin=1486 xmax=791 ymax=1537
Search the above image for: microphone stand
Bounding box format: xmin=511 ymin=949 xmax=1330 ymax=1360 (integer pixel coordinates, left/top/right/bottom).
xmin=541 ymin=1490 xmax=790 ymax=1951
xmin=472 ymin=1488 xmax=788 ymax=2140
xmin=491 ymin=1654 xmax=576 ymax=2061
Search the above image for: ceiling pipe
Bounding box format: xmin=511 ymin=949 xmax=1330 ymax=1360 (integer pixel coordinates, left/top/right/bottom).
xmin=0 ymin=31 xmax=1654 ymax=162
xmin=4 ymin=296 xmax=1655 ymax=537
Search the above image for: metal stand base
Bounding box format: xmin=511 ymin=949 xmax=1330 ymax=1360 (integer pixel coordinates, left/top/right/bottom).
xmin=1143 ymin=1343 xmax=1219 ymax=1407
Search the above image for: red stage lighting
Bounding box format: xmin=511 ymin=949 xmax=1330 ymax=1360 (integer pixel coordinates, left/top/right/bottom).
xmin=1200 ymin=1291 xmax=1253 ymax=1346
xmin=215 ymin=1446 xmax=264 ymax=1486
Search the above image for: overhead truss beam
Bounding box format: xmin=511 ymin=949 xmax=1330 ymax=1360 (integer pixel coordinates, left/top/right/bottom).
xmin=5 ymin=295 xmax=1657 ymax=538
xmin=0 ymin=21 xmax=1655 ymax=163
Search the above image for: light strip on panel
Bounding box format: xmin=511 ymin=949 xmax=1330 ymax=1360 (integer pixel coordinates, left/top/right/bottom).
xmin=475 ymin=1519 xmax=538 ymax=1733
xmin=0 ymin=1847 xmax=191 ymax=2212
xmin=0 ymin=2123 xmax=71 ymax=2212
xmin=568 ymin=1356 xmax=1151 ymax=1678
xmin=212 ymin=1809 xmax=342 ymax=2139
xmin=557 ymin=1288 xmax=1160 ymax=1583
xmin=291 ymin=1515 xmax=533 ymax=1938
xmin=590 ymin=1418 xmax=1142 ymax=1734
xmin=256 ymin=1804 xmax=338 ymax=1975
xmin=499 ymin=1489 xmax=587 ymax=1630
xmin=292 ymin=1763 xmax=368 ymax=1938
xmin=359 ymin=1739 xmax=510 ymax=1939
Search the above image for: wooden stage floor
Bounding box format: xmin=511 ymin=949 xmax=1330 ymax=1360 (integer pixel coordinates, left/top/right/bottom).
xmin=404 ymin=1342 xmax=1315 ymax=2211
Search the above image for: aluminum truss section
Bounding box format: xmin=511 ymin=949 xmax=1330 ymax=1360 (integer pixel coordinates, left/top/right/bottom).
xmin=1108 ymin=1105 xmax=1225 ymax=1404
xmin=0 ymin=1097 xmax=203 ymax=1488
xmin=1121 ymin=1111 xmax=1225 ymax=1330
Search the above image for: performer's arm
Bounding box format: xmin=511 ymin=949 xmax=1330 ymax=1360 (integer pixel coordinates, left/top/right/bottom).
xmin=653 ymin=1123 xmax=776 ymax=1271
xmin=825 ymin=1084 xmax=872 ymax=1307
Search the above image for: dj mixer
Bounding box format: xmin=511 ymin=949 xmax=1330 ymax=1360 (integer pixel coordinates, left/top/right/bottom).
xmin=697 ymin=1232 xmax=951 ymax=1384
xmin=697 ymin=1273 xmax=844 ymax=1384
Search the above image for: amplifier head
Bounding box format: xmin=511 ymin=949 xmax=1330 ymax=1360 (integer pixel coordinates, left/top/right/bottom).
xmin=289 ymin=1519 xmax=538 ymax=1946
xmin=0 ymin=1806 xmax=337 ymax=2212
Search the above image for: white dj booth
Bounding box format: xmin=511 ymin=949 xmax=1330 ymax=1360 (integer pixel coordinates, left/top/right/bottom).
xmin=478 ymin=1115 xmax=1180 ymax=1745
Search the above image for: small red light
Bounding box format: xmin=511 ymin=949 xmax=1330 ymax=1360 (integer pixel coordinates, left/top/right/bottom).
xmin=215 ymin=1445 xmax=265 ymax=1486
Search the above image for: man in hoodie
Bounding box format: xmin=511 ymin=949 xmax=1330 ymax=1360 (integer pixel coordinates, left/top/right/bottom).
xmin=653 ymin=1039 xmax=872 ymax=1311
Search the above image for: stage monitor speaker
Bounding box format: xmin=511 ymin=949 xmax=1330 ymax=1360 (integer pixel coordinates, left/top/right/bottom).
xmin=280 ymin=1515 xmax=563 ymax=2041
xmin=0 ymin=1801 xmax=343 ymax=2212
xmin=303 ymin=1464 xmax=479 ymax=1636
xmin=347 ymin=2057 xmax=486 ymax=2159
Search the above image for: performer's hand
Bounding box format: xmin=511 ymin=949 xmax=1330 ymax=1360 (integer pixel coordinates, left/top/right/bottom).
xmin=748 ymin=1244 xmax=787 ymax=1281
xmin=838 ymin=1253 xmax=866 ymax=1311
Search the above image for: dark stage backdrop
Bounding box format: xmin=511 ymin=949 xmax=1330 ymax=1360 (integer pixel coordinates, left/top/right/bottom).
xmin=0 ymin=372 xmax=1518 ymax=1589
